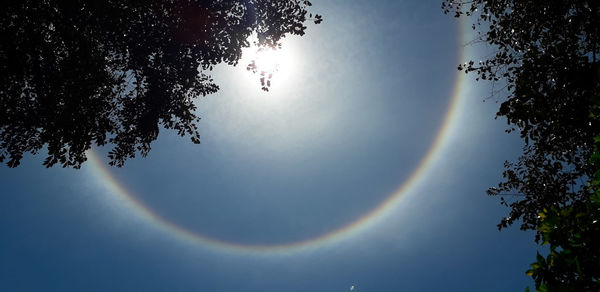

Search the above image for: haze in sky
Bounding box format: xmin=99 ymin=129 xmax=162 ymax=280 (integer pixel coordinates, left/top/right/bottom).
xmin=0 ymin=1 xmax=537 ymax=291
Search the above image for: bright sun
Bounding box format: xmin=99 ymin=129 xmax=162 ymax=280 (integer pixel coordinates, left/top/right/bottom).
xmin=254 ymin=47 xmax=282 ymax=73
xmin=245 ymin=46 xmax=295 ymax=91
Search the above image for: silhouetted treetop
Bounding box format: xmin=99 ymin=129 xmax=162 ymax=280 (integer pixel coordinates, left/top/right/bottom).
xmin=0 ymin=0 xmax=321 ymax=167
xmin=444 ymin=0 xmax=600 ymax=233
xmin=442 ymin=0 xmax=600 ymax=291
xmin=444 ymin=1 xmax=600 ymax=288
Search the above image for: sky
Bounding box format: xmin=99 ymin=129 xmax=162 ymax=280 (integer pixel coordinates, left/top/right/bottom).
xmin=0 ymin=1 xmax=539 ymax=291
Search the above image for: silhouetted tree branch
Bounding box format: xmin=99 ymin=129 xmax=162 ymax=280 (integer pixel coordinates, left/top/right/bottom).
xmin=0 ymin=0 xmax=321 ymax=167
xmin=443 ymin=0 xmax=600 ymax=289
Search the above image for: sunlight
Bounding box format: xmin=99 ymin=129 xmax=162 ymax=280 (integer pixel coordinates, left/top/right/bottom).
xmin=206 ymin=38 xmax=343 ymax=164
xmin=243 ymin=45 xmax=297 ymax=91
xmin=254 ymin=47 xmax=282 ymax=73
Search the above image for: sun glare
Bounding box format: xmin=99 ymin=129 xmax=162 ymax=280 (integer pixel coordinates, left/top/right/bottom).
xmin=254 ymin=47 xmax=282 ymax=73
xmin=243 ymin=45 xmax=296 ymax=91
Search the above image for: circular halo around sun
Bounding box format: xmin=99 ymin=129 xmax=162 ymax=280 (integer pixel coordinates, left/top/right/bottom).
xmin=86 ymin=16 xmax=466 ymax=255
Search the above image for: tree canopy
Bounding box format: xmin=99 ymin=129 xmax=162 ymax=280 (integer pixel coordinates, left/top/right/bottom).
xmin=443 ymin=0 xmax=600 ymax=289
xmin=0 ymin=0 xmax=321 ymax=168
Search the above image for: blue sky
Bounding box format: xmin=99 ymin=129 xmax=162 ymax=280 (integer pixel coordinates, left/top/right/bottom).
xmin=1 ymin=1 xmax=538 ymax=291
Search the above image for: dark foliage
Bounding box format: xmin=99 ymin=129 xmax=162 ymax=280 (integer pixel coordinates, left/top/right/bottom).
xmin=527 ymin=193 xmax=600 ymax=291
xmin=443 ymin=0 xmax=600 ymax=233
xmin=0 ymin=0 xmax=320 ymax=167
xmin=443 ymin=0 xmax=600 ymax=288
xmin=525 ymin=127 xmax=600 ymax=290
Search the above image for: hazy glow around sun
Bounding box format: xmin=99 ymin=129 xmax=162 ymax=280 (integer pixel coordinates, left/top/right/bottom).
xmin=242 ymin=44 xmax=297 ymax=91
xmin=254 ymin=47 xmax=282 ymax=73
xmin=202 ymin=38 xmax=344 ymax=163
